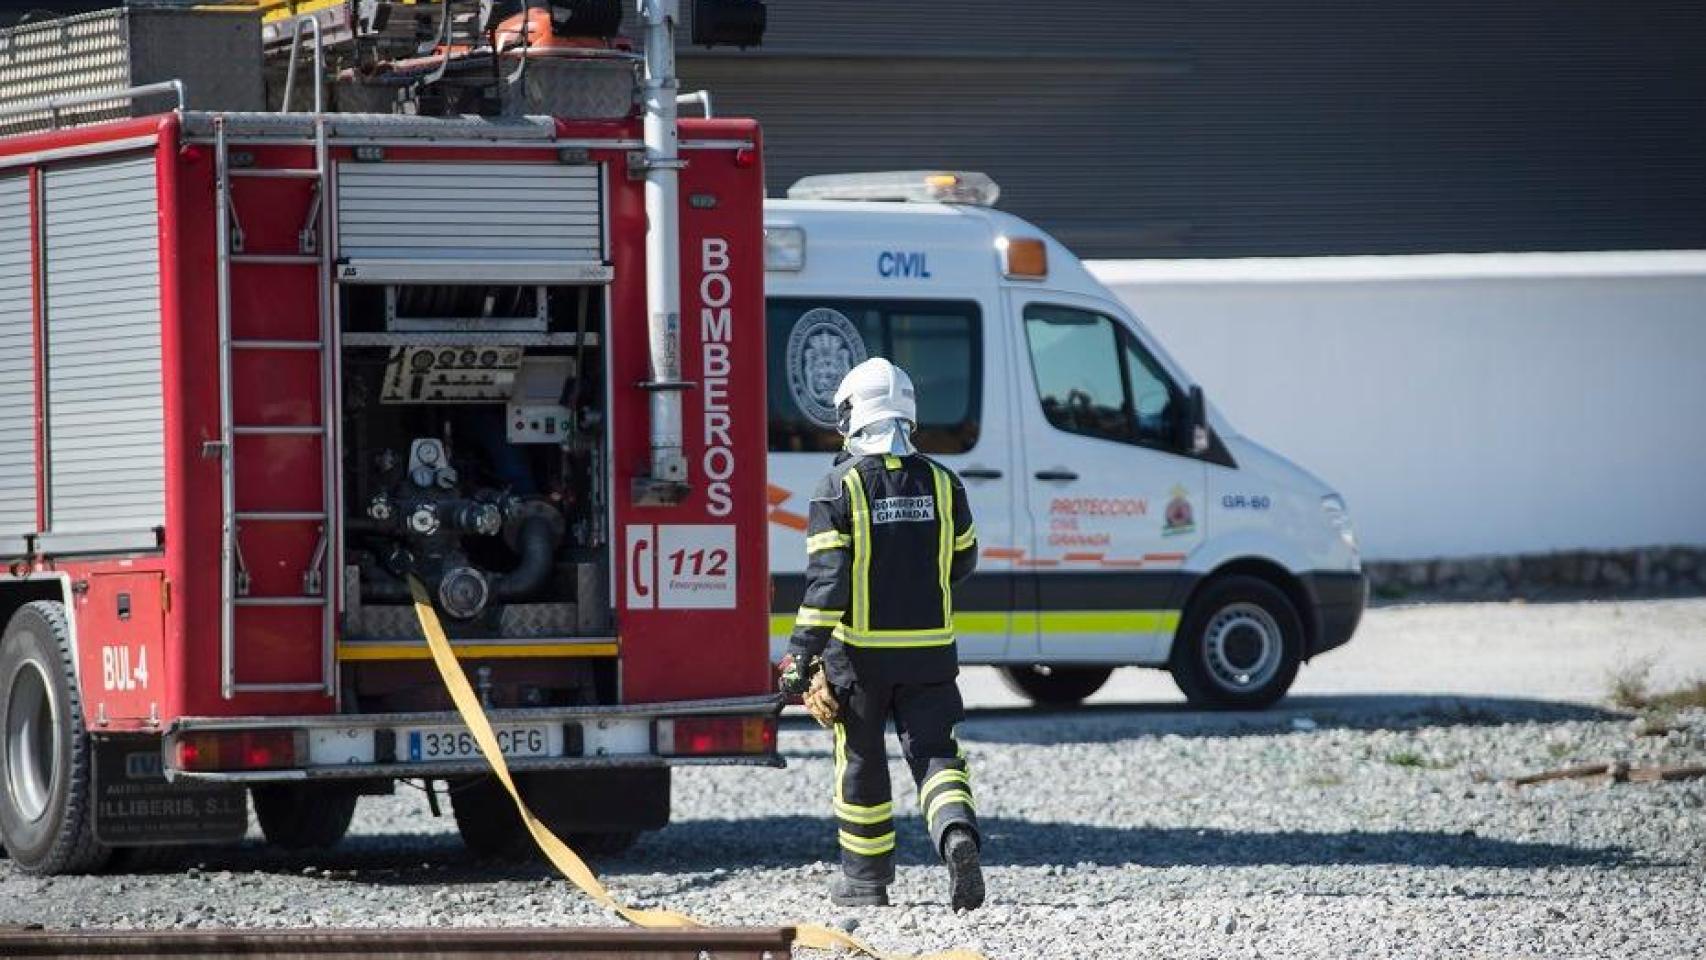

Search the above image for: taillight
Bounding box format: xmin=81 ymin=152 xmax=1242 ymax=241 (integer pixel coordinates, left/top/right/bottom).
xmin=175 ymin=730 xmax=305 ymax=772
xmin=656 ymin=716 xmax=776 ymax=757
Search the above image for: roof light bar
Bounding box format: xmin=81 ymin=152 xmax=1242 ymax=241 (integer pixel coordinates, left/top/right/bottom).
xmin=787 ymin=170 xmax=1001 ymax=207
xmin=764 ymin=225 xmax=805 ymax=271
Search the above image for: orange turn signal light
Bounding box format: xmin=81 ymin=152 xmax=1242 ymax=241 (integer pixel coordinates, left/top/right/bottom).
xmin=1000 ymin=236 xmax=1048 ymax=279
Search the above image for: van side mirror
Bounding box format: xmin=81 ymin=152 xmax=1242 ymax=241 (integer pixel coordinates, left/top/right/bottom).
xmin=1187 ymin=385 xmax=1210 ymax=455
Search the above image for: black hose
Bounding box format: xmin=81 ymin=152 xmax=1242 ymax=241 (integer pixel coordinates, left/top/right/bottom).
xmin=354 ymin=515 xmax=559 ymax=603
xmin=493 ymin=515 xmax=559 ymax=600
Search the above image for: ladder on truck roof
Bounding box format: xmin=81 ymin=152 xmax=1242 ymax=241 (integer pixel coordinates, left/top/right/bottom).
xmin=213 ymin=99 xmax=339 ymax=699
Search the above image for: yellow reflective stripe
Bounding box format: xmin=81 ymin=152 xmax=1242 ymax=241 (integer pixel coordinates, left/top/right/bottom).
xmin=785 ymin=610 xmax=1183 ymax=640
xmin=834 ymin=799 xmax=893 ymax=824
xmin=920 ymin=768 xmax=971 ymax=800
xmin=925 ymin=789 xmax=976 ymax=828
xmin=836 ymin=623 xmax=955 ymax=639
xmin=794 ymin=606 xmax=844 ymax=628
xmin=833 ymin=624 xmax=955 ymax=648
xmin=805 ymin=530 xmax=851 ymax=554
xmin=954 ymin=523 xmax=977 ymax=552
xmin=930 ymin=464 xmax=952 ymax=627
xmin=882 ymin=454 xmax=902 ymax=470
xmin=832 ymin=722 xmax=847 ymax=805
xmin=953 ymin=610 xmax=1183 ymax=635
xmin=838 ymin=830 xmax=897 ymax=855
xmin=843 ymin=470 xmax=871 ymax=633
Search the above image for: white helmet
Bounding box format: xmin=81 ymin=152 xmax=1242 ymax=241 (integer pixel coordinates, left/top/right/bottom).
xmin=833 ymin=358 xmax=917 ymax=438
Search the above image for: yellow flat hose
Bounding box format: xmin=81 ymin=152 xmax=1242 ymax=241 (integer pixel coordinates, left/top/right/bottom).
xmin=407 ymin=576 xmax=986 ymax=960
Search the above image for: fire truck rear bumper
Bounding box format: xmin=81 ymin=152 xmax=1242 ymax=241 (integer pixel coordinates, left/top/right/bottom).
xmin=161 ymin=694 xmax=785 ymax=783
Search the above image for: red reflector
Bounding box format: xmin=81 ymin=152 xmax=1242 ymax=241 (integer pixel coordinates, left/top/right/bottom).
xmin=734 ymin=146 xmax=757 ymax=169
xmin=660 ymin=716 xmax=776 ymax=756
xmin=175 ymin=730 xmax=302 ymax=772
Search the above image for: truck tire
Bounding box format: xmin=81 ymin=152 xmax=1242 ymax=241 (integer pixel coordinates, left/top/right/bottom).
xmin=566 ymin=830 xmax=639 ymax=857
xmin=450 ymin=775 xmax=531 ymax=860
xmin=251 ymin=784 xmax=359 ymax=850
xmin=1170 ymin=575 xmax=1303 ymax=710
xmin=998 ymin=666 xmax=1113 ymax=707
xmin=0 ymin=601 xmax=111 ymax=875
xmin=452 ymin=770 xmax=666 ymax=861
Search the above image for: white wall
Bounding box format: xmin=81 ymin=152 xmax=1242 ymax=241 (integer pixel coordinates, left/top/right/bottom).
xmin=1089 ymin=252 xmax=1706 ymax=560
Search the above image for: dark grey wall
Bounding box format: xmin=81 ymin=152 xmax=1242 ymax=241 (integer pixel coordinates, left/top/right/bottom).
xmin=13 ymin=2 xmax=1702 ymax=259
xmin=679 ymin=1 xmax=1706 ymax=259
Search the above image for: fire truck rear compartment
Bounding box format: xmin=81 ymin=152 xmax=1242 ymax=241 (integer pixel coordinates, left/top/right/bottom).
xmin=336 ymin=281 xmax=611 ymax=712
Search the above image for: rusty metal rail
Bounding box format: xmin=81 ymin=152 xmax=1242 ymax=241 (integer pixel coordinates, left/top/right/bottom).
xmin=0 ymin=926 xmax=795 ymax=960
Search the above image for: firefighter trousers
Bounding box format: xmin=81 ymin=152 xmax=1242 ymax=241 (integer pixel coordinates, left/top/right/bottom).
xmin=831 ymin=678 xmax=979 ymax=884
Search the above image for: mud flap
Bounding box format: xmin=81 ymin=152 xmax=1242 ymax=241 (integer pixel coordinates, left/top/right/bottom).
xmin=92 ymin=735 xmax=248 ymax=846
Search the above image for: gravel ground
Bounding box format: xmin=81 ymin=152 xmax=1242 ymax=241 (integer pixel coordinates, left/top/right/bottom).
xmin=4 ymin=598 xmax=1706 ymax=958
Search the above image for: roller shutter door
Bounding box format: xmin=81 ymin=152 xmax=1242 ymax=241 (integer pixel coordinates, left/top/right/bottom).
xmin=42 ymin=152 xmax=164 ymax=538
xmin=336 ymin=162 xmax=604 ymax=262
xmin=0 ymin=173 xmax=36 ymax=546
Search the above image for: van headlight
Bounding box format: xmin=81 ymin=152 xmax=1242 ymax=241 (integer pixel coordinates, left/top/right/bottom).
xmin=1321 ymin=494 xmax=1358 ymax=555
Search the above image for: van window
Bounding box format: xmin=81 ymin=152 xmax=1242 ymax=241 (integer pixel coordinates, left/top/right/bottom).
xmin=1023 ymin=304 xmax=1180 ymax=448
xmin=766 ymin=298 xmax=981 ymax=454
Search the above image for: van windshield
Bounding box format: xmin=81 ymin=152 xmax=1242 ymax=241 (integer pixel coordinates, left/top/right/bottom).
xmin=765 ymin=298 xmax=982 ymax=454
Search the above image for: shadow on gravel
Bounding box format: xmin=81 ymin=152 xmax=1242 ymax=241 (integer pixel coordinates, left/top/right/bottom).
xmin=931 ymin=694 xmax=1625 ymax=745
xmin=629 ymin=815 xmax=1633 ymax=873
xmin=610 ymin=815 xmax=1640 ymax=884
xmin=80 ymin=814 xmax=1637 ymax=886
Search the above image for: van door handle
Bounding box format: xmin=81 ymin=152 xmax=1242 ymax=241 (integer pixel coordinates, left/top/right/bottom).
xmin=960 ymin=467 xmax=1003 ymax=480
xmin=1034 ymin=469 xmax=1079 ymax=482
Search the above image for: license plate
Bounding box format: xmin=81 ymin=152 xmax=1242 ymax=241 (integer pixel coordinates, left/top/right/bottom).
xmin=404 ymin=724 xmax=553 ymax=762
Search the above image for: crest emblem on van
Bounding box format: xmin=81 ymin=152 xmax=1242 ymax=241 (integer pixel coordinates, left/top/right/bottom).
xmin=786 ymin=306 xmax=868 ymax=428
xmin=1163 ymin=485 xmax=1195 ymax=537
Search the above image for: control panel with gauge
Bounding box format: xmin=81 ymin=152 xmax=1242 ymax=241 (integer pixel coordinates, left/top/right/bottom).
xmin=379 ymin=345 xmax=525 ymax=403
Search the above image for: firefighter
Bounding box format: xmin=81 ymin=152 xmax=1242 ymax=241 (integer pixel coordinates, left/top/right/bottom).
xmin=777 ymin=358 xmax=985 ymax=911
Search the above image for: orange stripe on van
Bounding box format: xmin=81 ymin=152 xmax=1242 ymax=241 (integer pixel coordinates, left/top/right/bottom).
xmin=1143 ymin=552 xmax=1186 ymax=564
xmin=982 ymin=547 xmax=1024 ymax=560
xmin=1060 ymin=552 xmax=1104 ymax=563
xmin=769 ymin=509 xmax=809 ymax=531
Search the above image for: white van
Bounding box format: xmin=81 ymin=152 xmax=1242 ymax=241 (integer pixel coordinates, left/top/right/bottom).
xmin=762 ymin=172 xmax=1366 ymax=708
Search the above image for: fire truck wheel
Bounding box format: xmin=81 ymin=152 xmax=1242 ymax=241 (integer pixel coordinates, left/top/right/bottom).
xmin=0 ymin=601 xmax=112 ymax=875
xmin=450 ymin=775 xmax=531 ymax=860
xmin=250 ymin=784 xmax=360 ymax=850
xmin=1170 ymin=574 xmax=1304 ymax=710
xmin=998 ymin=666 xmax=1114 ymax=707
xmin=566 ymin=830 xmax=640 ymax=857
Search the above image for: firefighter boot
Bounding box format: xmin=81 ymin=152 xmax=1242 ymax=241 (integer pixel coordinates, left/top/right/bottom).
xmin=830 ymin=875 xmax=890 ymax=908
xmin=942 ymin=826 xmax=984 ymax=911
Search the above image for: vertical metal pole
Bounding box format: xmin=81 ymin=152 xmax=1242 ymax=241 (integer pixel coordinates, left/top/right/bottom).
xmin=282 ymin=22 xmax=302 ymax=112
xmin=214 ymin=117 xmax=237 ymax=700
xmin=316 ymin=109 xmax=337 ymax=700
xmin=310 ymin=17 xmax=325 ymax=115
xmin=282 ymin=16 xmax=325 ymax=114
xmin=640 ymin=0 xmax=687 ymax=486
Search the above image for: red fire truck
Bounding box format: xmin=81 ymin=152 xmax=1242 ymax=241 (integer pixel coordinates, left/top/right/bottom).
xmin=0 ymin=0 xmax=776 ymax=874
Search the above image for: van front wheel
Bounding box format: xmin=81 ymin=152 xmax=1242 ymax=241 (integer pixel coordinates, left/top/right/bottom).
xmin=1171 ymin=575 xmax=1302 ymax=710
xmin=999 ymin=666 xmax=1113 ymax=707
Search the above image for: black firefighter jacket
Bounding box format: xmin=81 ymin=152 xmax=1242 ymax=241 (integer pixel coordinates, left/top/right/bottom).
xmin=786 ymin=452 xmax=978 ymax=688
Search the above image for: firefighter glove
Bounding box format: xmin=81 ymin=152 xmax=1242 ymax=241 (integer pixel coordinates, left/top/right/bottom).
xmin=777 ymin=652 xmax=811 ymax=697
xmin=803 ymin=664 xmax=840 ymax=729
